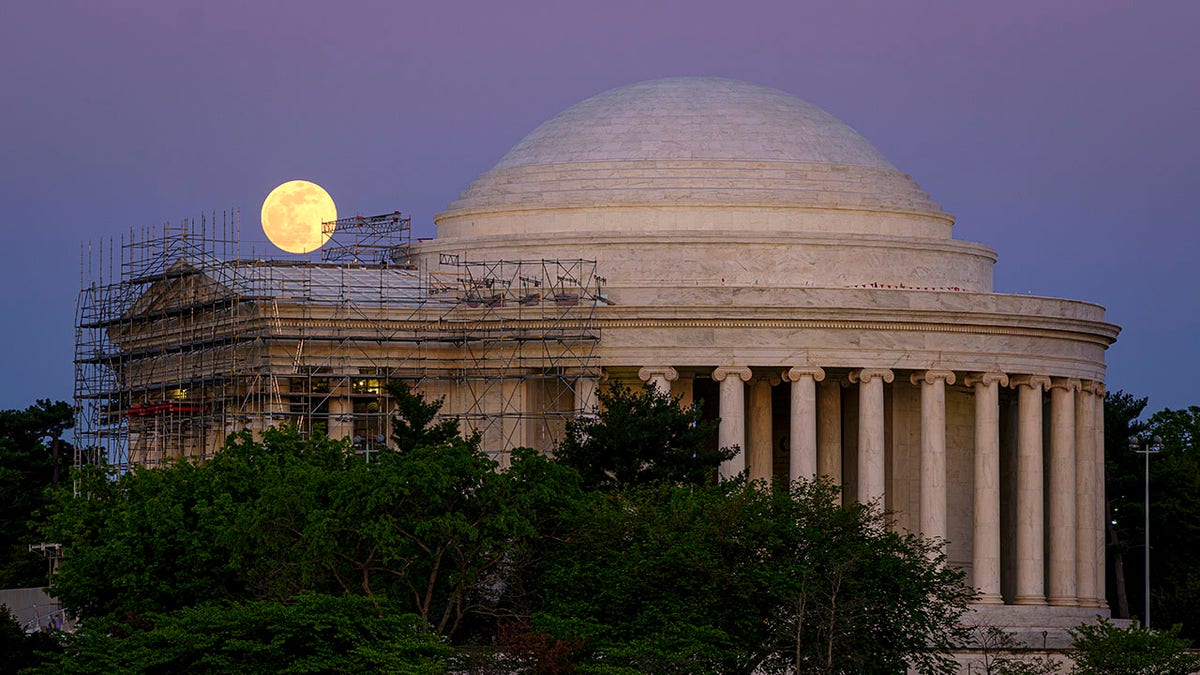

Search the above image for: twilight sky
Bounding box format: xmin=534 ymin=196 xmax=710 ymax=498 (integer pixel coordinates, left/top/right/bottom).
xmin=1 ymin=1 xmax=1197 ymax=414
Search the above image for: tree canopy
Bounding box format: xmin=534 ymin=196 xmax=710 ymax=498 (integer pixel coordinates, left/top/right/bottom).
xmin=1103 ymin=391 xmax=1200 ymax=636
xmin=553 ymin=382 xmax=733 ymax=490
xmin=31 ymin=382 xmax=976 ymax=673
xmin=533 ymin=479 xmax=973 ymax=674
xmin=1069 ymin=618 xmax=1200 ymax=675
xmin=0 ymin=399 xmax=72 ymax=588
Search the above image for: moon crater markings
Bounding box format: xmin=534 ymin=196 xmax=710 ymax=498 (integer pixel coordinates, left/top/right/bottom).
xmin=261 ymin=180 xmax=337 ymax=254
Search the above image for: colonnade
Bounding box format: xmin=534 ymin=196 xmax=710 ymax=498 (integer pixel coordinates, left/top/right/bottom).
xmin=590 ymin=365 xmax=1108 ymax=609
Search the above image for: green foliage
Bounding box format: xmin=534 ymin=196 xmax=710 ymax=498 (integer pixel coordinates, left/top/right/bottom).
xmin=1103 ymin=390 xmax=1151 ymax=619
xmin=44 ymin=422 xmax=550 ymax=639
xmin=1144 ymin=406 xmax=1200 ymax=634
xmin=0 ymin=399 xmax=72 ymax=588
xmin=533 ymin=478 xmax=974 ymax=674
xmin=1069 ymin=618 xmax=1200 ymax=675
xmin=554 ymin=382 xmax=732 ymax=490
xmin=31 ymin=594 xmax=449 ymax=674
xmin=387 ymin=380 xmax=470 ymax=453
xmin=40 ymin=430 xmax=339 ymax=618
xmin=38 ymin=384 xmax=981 ymax=671
xmin=1104 ymin=391 xmax=1200 ymax=635
xmin=0 ymin=604 xmax=61 ymax=673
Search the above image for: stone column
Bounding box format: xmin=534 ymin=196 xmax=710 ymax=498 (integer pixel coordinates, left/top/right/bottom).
xmin=1011 ymin=374 xmax=1051 ymax=605
xmin=748 ymin=375 xmax=779 ymax=483
xmin=638 ymin=366 xmax=678 ymax=397
xmin=912 ymin=370 xmax=956 ymax=544
xmin=574 ymin=370 xmax=603 ymax=419
xmin=1076 ymin=381 xmax=1098 ymax=607
xmin=783 ymin=367 xmax=825 ymax=482
xmin=848 ymin=368 xmax=893 ymax=505
xmin=1094 ymin=383 xmax=1108 ymax=608
xmin=1048 ymin=378 xmax=1079 ymax=606
xmin=713 ymin=366 xmax=753 ymax=480
xmin=327 ymin=392 xmax=354 ymax=441
xmin=966 ymin=372 xmax=1008 ymax=605
xmin=675 ymin=375 xmax=695 ymax=410
xmin=817 ymin=379 xmax=843 ymax=502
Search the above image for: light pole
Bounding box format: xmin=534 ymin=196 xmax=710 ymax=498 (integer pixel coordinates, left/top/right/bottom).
xmin=1129 ymin=434 xmax=1163 ymax=628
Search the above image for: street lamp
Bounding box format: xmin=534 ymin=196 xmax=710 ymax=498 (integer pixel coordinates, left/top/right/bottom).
xmin=1129 ymin=434 xmax=1163 ymax=628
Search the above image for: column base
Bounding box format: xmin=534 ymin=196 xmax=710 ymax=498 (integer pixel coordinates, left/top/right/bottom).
xmin=973 ymin=594 xmax=1005 ymax=606
xmin=1013 ymin=596 xmax=1047 ymax=606
xmin=1047 ymin=596 xmax=1078 ymax=607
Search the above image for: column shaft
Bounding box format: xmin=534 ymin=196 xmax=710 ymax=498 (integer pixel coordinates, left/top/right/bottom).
xmin=327 ymin=393 xmax=353 ymax=441
xmin=817 ymin=379 xmax=843 ymax=502
xmin=1013 ymin=375 xmax=1050 ymax=605
xmin=785 ymin=367 xmax=825 ymax=482
xmin=1076 ymin=383 xmax=1098 ymax=606
xmin=851 ymin=369 xmax=893 ymax=505
xmin=575 ymin=373 xmax=601 ymax=419
xmin=1048 ymin=379 xmax=1079 ymax=605
xmin=748 ymin=378 xmax=775 ymax=483
xmin=714 ymin=367 xmax=752 ymax=480
xmin=914 ymin=370 xmax=955 ymax=543
xmin=1094 ymin=384 xmax=1108 ymax=608
xmin=969 ymin=372 xmax=1007 ymax=604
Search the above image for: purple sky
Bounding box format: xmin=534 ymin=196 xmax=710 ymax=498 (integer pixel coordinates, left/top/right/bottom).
xmin=2 ymin=1 xmax=1197 ymax=414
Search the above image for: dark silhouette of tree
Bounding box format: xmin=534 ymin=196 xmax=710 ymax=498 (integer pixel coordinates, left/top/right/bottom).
xmin=0 ymin=399 xmax=72 ymax=588
xmin=554 ymin=382 xmax=733 ymax=490
xmin=387 ymin=380 xmax=471 ymax=453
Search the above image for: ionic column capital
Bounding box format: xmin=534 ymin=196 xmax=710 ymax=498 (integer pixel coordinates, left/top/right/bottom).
xmin=1009 ymin=374 xmax=1051 ymax=391
xmin=783 ymin=366 xmax=826 ymax=383
xmin=848 ymin=368 xmax=894 ymax=385
xmin=637 ymin=366 xmax=678 ymax=383
xmin=1094 ymin=382 xmax=1106 ymax=397
xmin=712 ymin=366 xmax=753 ymax=383
xmin=910 ymin=369 xmax=956 ymax=387
xmin=1050 ymin=377 xmax=1081 ymax=393
xmin=1080 ymin=379 xmax=1099 ymax=395
xmin=752 ymin=374 xmax=781 ymax=386
xmin=965 ymin=371 xmax=1009 ymax=388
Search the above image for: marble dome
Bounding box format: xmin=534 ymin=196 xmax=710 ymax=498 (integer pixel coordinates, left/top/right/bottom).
xmin=433 ymin=77 xmax=987 ymax=292
xmin=492 ymin=77 xmax=897 ymax=169
xmin=438 ymin=77 xmax=952 ymax=240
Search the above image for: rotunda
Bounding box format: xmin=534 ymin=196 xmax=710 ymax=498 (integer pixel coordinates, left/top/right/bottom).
xmin=418 ymin=77 xmax=1120 ymax=631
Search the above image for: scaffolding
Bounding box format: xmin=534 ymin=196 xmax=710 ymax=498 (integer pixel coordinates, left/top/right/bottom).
xmin=74 ymin=212 xmax=603 ymax=470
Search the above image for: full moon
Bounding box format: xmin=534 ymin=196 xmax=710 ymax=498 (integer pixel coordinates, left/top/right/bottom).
xmin=260 ymin=180 xmax=337 ymax=254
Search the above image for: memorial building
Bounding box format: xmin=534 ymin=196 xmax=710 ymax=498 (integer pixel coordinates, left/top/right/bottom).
xmin=76 ymin=77 xmax=1119 ymax=632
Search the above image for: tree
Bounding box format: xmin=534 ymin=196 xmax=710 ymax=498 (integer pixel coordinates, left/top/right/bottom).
xmin=1143 ymin=406 xmax=1200 ymax=636
xmin=1103 ymin=389 xmax=1150 ymax=619
xmin=45 ymin=427 xmax=538 ymax=637
xmin=553 ymin=382 xmax=733 ymax=490
xmin=43 ymin=454 xmax=256 ymax=618
xmin=1103 ymin=392 xmax=1200 ymax=636
xmin=1068 ymin=618 xmax=1200 ymax=675
xmin=0 ymin=400 xmax=72 ymax=588
xmin=387 ymin=380 xmax=467 ymax=454
xmin=42 ymin=391 xmax=558 ymax=641
xmin=30 ymin=594 xmax=450 ymax=674
xmin=532 ymin=478 xmax=975 ymax=674
xmin=0 ymin=604 xmax=60 ymax=673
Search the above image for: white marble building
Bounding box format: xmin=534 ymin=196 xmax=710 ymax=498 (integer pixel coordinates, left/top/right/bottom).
xmin=418 ymin=77 xmax=1119 ymax=630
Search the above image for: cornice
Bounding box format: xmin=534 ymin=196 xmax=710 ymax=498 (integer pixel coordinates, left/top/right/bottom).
xmin=594 ymin=317 xmax=1117 ymax=346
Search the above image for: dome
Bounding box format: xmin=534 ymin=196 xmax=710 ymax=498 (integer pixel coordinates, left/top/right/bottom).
xmin=438 ymin=77 xmax=951 ymax=239
xmin=492 ymin=77 xmax=897 ymax=170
